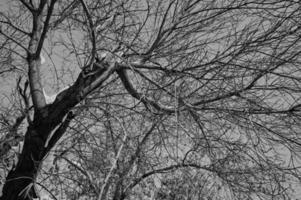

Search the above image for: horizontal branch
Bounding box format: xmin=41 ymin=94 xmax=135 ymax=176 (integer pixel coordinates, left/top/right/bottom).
xmin=124 ymin=163 xmax=213 ymax=195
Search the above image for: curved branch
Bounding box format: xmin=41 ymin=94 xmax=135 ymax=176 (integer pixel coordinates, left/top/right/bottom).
xmin=124 ymin=163 xmax=213 ymax=195
xmin=0 ymin=19 xmax=30 ymax=36
xmin=116 ymin=68 xmax=175 ymax=114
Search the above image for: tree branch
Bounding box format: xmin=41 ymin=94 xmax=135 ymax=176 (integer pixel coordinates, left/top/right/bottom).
xmin=0 ymin=29 xmax=28 ymax=51
xmin=36 ymin=0 xmax=57 ymax=55
xmin=116 ymin=67 xmax=174 ymax=114
xmin=19 ymin=0 xmax=35 ymax=12
xmin=47 ymin=62 xmax=118 ymax=123
xmin=43 ymin=111 xmax=75 ymax=154
xmin=124 ymin=163 xmax=213 ymax=196
xmin=27 ymin=0 xmax=57 ymax=113
xmin=80 ymin=0 xmax=97 ymax=70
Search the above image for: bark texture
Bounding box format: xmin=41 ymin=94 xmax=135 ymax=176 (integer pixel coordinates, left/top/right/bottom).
xmin=0 ymin=61 xmax=115 ymax=200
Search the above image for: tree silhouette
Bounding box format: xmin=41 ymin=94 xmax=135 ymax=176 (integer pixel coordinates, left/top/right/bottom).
xmin=1 ymin=0 xmax=301 ymax=199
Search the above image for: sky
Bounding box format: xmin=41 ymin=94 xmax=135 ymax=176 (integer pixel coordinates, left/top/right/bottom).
xmin=1 ymin=1 xmax=301 ymax=199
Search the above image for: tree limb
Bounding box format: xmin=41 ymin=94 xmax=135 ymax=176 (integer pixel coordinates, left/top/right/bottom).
xmin=47 ymin=62 xmax=118 ymax=124
xmin=43 ymin=111 xmax=75 ymax=154
xmin=116 ymin=67 xmax=174 ymax=114
xmin=36 ymin=0 xmax=57 ymax=56
xmin=80 ymin=0 xmax=97 ymax=70
xmin=19 ymin=0 xmax=35 ymax=12
xmin=27 ymin=0 xmax=57 ymax=114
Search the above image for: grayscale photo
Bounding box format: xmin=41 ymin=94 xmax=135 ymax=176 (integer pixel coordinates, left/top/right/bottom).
xmin=0 ymin=0 xmax=301 ymax=199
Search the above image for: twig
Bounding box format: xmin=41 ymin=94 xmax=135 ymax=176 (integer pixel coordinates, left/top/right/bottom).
xmin=98 ymin=117 xmax=128 ymax=200
xmin=79 ymin=0 xmax=97 ymax=70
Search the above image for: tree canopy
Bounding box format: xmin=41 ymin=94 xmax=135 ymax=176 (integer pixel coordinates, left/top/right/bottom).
xmin=1 ymin=0 xmax=301 ymax=199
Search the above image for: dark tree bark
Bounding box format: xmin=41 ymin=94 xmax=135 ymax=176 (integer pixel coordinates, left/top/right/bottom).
xmin=1 ymin=124 xmax=51 ymax=199
xmin=0 ymin=1 xmax=171 ymax=198
xmin=0 ymin=61 xmax=116 ymax=199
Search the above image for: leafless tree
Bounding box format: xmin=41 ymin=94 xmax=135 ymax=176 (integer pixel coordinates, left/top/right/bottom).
xmin=1 ymin=0 xmax=301 ymax=199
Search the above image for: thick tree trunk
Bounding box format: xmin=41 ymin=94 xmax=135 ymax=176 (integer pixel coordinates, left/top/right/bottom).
xmin=1 ymin=119 xmax=53 ymax=200
xmin=0 ymin=60 xmax=114 ymax=199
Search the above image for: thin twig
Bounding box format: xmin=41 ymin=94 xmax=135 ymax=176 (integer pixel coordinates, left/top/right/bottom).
xmin=98 ymin=117 xmax=128 ymax=200
xmin=79 ymin=0 xmax=97 ymax=70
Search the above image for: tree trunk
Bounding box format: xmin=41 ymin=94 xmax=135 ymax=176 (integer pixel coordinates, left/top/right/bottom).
xmin=0 ymin=57 xmax=114 ymax=200
xmin=1 ymin=119 xmax=54 ymax=200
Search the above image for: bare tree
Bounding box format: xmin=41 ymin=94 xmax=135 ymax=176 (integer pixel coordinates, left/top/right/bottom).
xmin=1 ymin=0 xmax=301 ymax=199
